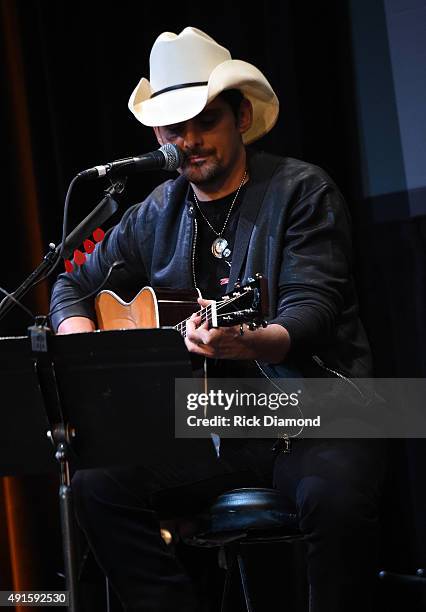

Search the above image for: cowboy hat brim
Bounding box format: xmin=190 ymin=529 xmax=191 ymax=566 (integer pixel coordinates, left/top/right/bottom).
xmin=128 ymin=59 xmax=279 ymax=144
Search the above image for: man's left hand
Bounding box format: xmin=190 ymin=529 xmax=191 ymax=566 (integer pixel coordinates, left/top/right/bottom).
xmin=184 ymin=298 xmax=291 ymax=363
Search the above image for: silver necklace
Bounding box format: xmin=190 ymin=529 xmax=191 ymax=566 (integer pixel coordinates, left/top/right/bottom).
xmin=192 ymin=169 xmax=247 ymax=259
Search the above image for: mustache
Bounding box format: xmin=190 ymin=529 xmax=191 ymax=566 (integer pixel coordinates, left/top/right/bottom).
xmin=182 ymin=149 xmax=213 ymax=159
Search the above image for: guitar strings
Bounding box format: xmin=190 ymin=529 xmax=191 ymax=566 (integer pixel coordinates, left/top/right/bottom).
xmin=176 ymin=294 xmax=242 ymax=335
xmin=175 ymin=295 xmax=241 ymax=329
xmin=174 ymin=292 xmax=246 ymax=337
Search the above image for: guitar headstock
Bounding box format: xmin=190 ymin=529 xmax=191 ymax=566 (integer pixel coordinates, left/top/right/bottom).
xmin=215 ymin=274 xmax=269 ymax=329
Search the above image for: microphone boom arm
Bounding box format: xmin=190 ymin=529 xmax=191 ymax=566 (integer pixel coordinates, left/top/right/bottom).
xmin=0 ymin=181 xmax=123 ymax=323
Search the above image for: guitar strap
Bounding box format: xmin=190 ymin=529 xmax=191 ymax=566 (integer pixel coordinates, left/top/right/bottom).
xmin=203 ymin=359 xmax=221 ymax=457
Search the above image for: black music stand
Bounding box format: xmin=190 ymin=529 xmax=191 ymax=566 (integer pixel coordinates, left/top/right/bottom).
xmin=0 ymin=328 xmax=212 ymax=611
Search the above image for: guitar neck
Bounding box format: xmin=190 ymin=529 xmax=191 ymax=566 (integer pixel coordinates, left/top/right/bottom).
xmin=173 ymin=276 xmax=267 ymax=337
xmin=174 ymin=303 xmax=217 ymax=338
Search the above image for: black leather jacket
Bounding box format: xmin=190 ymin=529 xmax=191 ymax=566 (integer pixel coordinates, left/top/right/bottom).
xmin=50 ymin=150 xmax=372 ymax=378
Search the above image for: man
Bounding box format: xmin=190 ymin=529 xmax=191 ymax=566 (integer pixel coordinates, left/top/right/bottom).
xmin=50 ymin=27 xmax=385 ymax=612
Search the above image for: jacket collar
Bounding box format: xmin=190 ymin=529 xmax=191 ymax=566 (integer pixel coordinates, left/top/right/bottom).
xmin=227 ymin=149 xmax=282 ymax=288
xmin=171 ymin=148 xmax=282 ymax=288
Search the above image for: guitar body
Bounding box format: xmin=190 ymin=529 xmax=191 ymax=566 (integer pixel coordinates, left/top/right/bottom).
xmin=95 ymin=286 xmax=201 ymax=330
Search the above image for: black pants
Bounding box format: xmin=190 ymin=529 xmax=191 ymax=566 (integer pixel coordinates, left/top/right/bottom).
xmin=72 ymin=438 xmax=386 ymax=612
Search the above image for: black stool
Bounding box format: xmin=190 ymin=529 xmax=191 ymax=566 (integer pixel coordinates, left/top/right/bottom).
xmin=183 ymin=487 xmax=304 ymax=612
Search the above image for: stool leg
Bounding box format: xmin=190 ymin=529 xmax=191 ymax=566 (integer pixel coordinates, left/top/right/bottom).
xmin=220 ymin=545 xmax=237 ymax=612
xmin=237 ymin=550 xmax=254 ymax=612
xmin=105 ymin=576 xmax=111 ymax=612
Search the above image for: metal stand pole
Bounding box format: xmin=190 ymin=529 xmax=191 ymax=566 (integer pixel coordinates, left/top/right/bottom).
xmin=50 ymin=425 xmax=79 ymax=612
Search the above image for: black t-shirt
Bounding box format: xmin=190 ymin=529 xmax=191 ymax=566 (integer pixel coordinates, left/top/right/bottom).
xmin=192 ymin=184 xmax=247 ymax=300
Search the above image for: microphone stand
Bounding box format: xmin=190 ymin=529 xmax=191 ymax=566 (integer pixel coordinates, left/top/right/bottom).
xmin=0 ymin=177 xmax=126 ymax=611
xmin=0 ymin=179 xmax=125 ymax=323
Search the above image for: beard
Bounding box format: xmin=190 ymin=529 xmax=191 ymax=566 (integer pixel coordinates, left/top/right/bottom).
xmin=180 ymin=151 xmax=227 ymax=186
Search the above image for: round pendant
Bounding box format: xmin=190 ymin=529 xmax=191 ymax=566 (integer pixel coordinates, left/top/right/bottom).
xmin=211 ymin=237 xmax=229 ymax=259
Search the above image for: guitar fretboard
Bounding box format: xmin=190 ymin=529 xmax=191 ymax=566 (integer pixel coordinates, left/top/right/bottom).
xmin=174 ymin=304 xmax=215 ymax=338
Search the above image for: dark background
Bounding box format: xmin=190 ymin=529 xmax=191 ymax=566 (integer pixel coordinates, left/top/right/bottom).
xmin=0 ymin=0 xmax=425 ymax=610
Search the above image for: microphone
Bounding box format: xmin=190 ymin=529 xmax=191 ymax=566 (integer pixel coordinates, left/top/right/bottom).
xmin=77 ymin=144 xmax=184 ymax=180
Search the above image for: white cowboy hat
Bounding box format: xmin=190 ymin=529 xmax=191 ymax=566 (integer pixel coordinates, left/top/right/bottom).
xmin=128 ymin=27 xmax=279 ymax=144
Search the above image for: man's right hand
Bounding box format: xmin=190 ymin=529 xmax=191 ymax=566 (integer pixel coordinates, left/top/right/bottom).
xmin=57 ymin=317 xmax=96 ymax=334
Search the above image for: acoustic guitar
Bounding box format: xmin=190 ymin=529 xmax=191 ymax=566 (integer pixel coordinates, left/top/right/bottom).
xmin=95 ymin=274 xmax=269 ymax=336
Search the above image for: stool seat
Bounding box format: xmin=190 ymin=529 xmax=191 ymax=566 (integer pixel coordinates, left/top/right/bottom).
xmin=181 ymin=488 xmax=304 ymax=612
xmin=184 ymin=487 xmax=302 ymax=546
